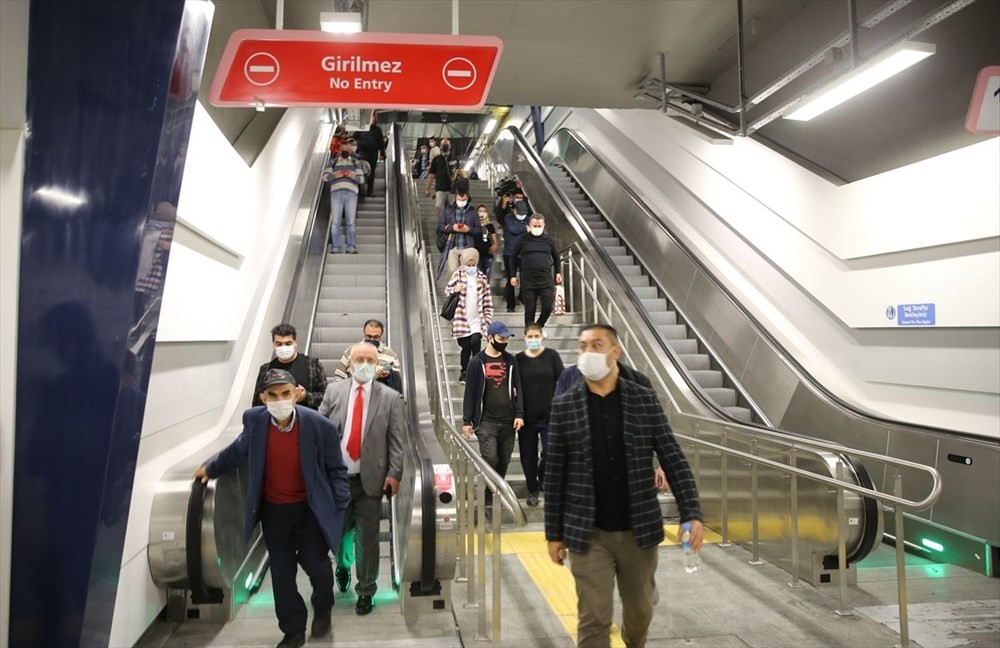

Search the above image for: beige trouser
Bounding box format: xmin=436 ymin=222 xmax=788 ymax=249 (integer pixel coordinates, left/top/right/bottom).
xmin=446 ymin=246 xmax=465 ymax=274
xmin=569 ymin=528 xmax=658 ymax=648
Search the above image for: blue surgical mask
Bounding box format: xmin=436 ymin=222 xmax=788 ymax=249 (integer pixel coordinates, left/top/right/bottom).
xmin=465 ymin=265 xmax=477 ymax=274
xmin=526 ymin=340 xmax=542 ymax=351
xmin=353 ymin=362 xmax=376 ymax=383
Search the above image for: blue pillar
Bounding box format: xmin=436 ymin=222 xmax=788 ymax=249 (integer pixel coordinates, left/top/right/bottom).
xmin=9 ymin=1 xmax=210 ymax=645
xmin=530 ymin=105 xmax=545 ymax=153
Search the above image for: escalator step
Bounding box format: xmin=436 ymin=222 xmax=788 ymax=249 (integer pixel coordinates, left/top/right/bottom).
xmin=625 ymin=275 xmax=651 ymax=288
xmin=632 ymin=286 xmax=659 ymax=299
xmin=321 ymin=275 xmax=386 ymax=288
xmin=616 ymin=266 xmax=642 ymax=276
xmin=677 ymin=354 xmax=710 ymax=370
xmin=314 ymin=311 xmax=386 ymax=328
xmin=647 ymin=312 xmax=678 ymax=326
xmin=314 ymin=315 xmax=383 ymax=334
xmin=316 ymin=300 xmax=385 ymax=316
xmin=690 ymin=370 xmax=723 ymax=388
xmin=725 ymin=407 xmax=754 ymax=423
xmin=704 ymin=388 xmax=737 ymax=407
xmin=656 ymin=324 xmax=688 ymax=339
xmin=310 ymin=342 xmax=351 ymax=360
xmin=319 ymin=287 xmax=384 ymax=300
xmin=639 ymin=299 xmax=671 ymax=316
xmin=667 ymin=338 xmax=699 ymax=354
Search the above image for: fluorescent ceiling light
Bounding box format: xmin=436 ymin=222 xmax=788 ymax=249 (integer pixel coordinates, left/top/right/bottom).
xmin=483 ymin=118 xmax=498 ymax=134
xmin=320 ymin=11 xmax=362 ymax=33
xmin=784 ymin=41 xmax=935 ymax=121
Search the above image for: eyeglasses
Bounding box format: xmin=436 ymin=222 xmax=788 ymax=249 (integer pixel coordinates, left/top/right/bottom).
xmin=364 ymin=335 xmax=381 ymax=342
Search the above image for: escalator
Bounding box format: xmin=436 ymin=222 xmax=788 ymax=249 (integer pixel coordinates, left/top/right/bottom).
xmin=148 ymin=125 xmax=456 ymax=624
xmin=549 ymin=166 xmax=755 ymax=423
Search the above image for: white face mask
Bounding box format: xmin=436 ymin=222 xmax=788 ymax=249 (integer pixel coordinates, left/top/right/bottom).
xmin=266 ymin=399 xmax=295 ymax=420
xmin=578 ymin=351 xmax=612 ymax=381
xmin=465 ymin=265 xmax=477 ymax=274
xmin=515 ymin=213 xmax=527 ymax=221
xmin=455 ymin=199 xmax=468 ymax=208
xmin=353 ymin=362 xmax=376 ymax=383
xmin=274 ymin=345 xmax=296 ymax=361
xmin=530 ymin=226 xmax=544 ymax=236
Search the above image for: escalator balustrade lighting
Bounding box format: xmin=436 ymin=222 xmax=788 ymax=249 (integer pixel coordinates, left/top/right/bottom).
xmin=921 ymin=538 xmax=945 ymax=553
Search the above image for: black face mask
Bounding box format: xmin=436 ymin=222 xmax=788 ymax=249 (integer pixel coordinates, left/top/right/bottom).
xmin=490 ymin=338 xmax=508 ymax=354
xmin=340 ymin=150 xmax=350 ymax=158
xmin=365 ymin=338 xmax=380 ymax=348
xmin=442 ymin=146 xmax=450 ymax=154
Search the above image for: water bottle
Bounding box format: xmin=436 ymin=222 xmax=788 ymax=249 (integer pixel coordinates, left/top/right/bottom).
xmin=680 ymin=522 xmax=699 ymax=573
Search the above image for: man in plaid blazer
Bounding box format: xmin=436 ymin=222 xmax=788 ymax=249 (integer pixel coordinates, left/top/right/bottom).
xmin=544 ymin=324 xmax=704 ymax=648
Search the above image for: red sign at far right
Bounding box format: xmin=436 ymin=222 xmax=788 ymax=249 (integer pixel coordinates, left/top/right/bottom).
xmin=965 ymin=66 xmax=1000 ymax=135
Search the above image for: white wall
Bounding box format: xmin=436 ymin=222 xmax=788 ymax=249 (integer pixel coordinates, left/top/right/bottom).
xmin=108 ymin=103 xmax=329 ymax=647
xmin=0 ymin=2 xmax=29 ymax=645
xmin=552 ymin=107 xmax=1000 ymax=437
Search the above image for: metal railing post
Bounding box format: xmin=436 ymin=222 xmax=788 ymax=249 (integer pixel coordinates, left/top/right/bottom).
xmin=894 ymin=474 xmax=910 ymax=647
xmin=720 ymin=430 xmax=731 ymax=547
xmin=835 ymin=460 xmax=853 ymax=616
xmin=465 ymin=463 xmax=477 ymax=607
xmin=475 ymin=479 xmax=488 ymax=636
xmin=749 ymin=437 xmax=763 ymax=565
xmin=492 ymin=494 xmax=502 ymax=646
xmin=788 ymin=446 xmax=801 ymax=587
xmin=455 ymin=450 xmax=467 ymax=583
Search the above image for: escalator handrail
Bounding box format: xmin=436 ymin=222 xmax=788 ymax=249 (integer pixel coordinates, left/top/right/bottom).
xmin=386 ymin=124 xmax=439 ymax=591
xmin=549 ymin=127 xmax=980 ymax=442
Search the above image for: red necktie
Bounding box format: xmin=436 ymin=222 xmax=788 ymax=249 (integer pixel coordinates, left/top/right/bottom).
xmin=347 ymin=385 xmax=363 ymax=460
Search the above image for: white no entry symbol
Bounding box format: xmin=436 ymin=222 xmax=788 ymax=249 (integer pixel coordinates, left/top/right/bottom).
xmin=244 ymin=52 xmax=280 ymax=87
xmin=442 ymin=57 xmax=477 ymax=91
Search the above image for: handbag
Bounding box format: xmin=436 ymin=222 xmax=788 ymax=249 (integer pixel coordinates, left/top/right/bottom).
xmin=554 ymin=285 xmax=566 ymax=317
xmin=436 ymin=230 xmax=451 ymax=253
xmin=440 ymin=292 xmax=460 ymax=321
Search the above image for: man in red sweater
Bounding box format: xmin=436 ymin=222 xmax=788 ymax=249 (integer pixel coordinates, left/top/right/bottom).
xmin=195 ymin=369 xmax=350 ymax=648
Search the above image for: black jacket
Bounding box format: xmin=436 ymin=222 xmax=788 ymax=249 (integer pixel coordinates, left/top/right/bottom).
xmin=462 ymin=350 xmax=525 ymax=428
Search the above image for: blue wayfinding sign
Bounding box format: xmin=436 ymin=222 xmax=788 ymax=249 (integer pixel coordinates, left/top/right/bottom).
xmin=890 ymin=302 xmax=936 ymax=326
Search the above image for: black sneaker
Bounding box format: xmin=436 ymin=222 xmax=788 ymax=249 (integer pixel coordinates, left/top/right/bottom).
xmin=459 ymin=371 xmax=466 ymax=383
xmin=356 ymin=594 xmax=374 ymax=616
xmin=526 ymin=491 xmax=539 ymax=507
xmin=311 ymin=611 xmax=331 ymax=639
xmin=277 ymin=633 xmax=305 ymax=648
xmin=336 ymin=567 xmax=351 ymax=593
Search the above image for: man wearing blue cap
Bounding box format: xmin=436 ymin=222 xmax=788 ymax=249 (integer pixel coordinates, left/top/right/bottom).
xmin=194 ymin=368 xmax=350 ymax=648
xmin=462 ymin=321 xmax=525 ymax=519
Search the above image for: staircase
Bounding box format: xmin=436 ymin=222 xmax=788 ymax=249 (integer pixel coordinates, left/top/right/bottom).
xmin=307 ymin=165 xmax=395 ymax=559
xmin=549 ymin=165 xmax=755 ymax=423
xmin=418 ymin=179 xmax=675 ymax=524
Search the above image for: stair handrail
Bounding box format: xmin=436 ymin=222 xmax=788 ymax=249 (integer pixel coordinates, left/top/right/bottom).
xmin=400 ymin=142 xmax=527 ymax=646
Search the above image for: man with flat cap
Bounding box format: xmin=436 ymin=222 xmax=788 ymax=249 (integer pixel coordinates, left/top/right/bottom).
xmin=195 ymin=368 xmax=350 ymax=648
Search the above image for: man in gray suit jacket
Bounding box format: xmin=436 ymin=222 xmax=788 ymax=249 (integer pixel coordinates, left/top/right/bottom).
xmin=319 ymin=341 xmax=404 ymax=615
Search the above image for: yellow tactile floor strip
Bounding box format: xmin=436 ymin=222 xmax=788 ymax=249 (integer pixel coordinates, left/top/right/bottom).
xmin=501 ymin=524 xmax=722 ymax=646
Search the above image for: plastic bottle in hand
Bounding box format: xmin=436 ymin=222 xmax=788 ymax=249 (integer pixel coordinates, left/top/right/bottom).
xmin=680 ymin=522 xmax=699 ymax=573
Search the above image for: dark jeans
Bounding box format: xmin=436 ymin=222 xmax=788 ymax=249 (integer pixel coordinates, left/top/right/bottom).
xmin=457 ymin=333 xmax=482 ymax=375
xmin=363 ymin=154 xmax=378 ymax=195
xmin=502 ymin=255 xmax=519 ymax=310
xmin=478 ymin=254 xmax=494 ymax=282
xmin=260 ymin=500 xmax=334 ymax=636
xmin=341 ymin=475 xmax=383 ymax=596
xmin=518 ymin=421 xmax=548 ymax=494
xmin=476 ymin=418 xmax=516 ymax=505
xmin=521 ymin=284 xmax=555 ymax=328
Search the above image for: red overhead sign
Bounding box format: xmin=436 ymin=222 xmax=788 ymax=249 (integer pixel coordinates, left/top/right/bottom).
xmin=208 ymin=30 xmax=503 ymax=110
xmin=965 ymin=66 xmax=1000 ymax=135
